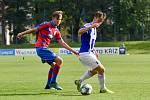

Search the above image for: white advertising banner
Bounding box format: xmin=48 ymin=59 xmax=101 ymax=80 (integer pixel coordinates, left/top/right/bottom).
xmin=59 ymin=48 xmax=79 ymax=55
xmin=15 ymin=49 xmax=37 ymax=56
xmin=0 ymin=47 xmax=124 ymax=56
xmin=95 ymin=47 xmax=119 ymax=55
xmin=59 ymin=47 xmax=120 ymax=55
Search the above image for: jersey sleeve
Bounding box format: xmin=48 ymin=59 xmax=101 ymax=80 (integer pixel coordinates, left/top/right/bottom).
xmin=35 ymin=22 xmax=50 ymax=31
xmin=80 ymin=26 xmax=86 ymax=29
xmin=54 ymin=31 xmax=62 ymax=40
xmin=80 ymin=25 xmax=91 ymax=35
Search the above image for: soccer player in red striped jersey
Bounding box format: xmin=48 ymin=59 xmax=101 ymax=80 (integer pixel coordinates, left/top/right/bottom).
xmin=17 ymin=11 xmax=78 ymax=90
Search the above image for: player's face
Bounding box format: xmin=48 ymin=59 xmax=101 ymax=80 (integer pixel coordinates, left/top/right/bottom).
xmin=53 ymin=15 xmax=62 ymax=26
xmin=93 ymin=17 xmax=102 ymax=24
xmin=92 ymin=17 xmax=102 ymax=27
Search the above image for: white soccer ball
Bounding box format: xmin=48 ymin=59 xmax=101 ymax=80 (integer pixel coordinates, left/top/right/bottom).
xmin=80 ymin=83 xmax=93 ymax=95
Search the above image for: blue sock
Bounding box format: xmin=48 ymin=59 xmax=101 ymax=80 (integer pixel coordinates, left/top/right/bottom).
xmin=47 ymin=67 xmax=53 ymax=85
xmin=51 ymin=64 xmax=60 ymax=83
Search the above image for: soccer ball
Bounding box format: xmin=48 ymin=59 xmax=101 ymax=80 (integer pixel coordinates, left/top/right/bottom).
xmin=80 ymin=83 xmax=93 ymax=95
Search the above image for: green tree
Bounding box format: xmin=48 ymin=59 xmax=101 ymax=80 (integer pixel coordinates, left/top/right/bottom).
xmin=4 ymin=0 xmax=34 ymax=43
xmin=114 ymin=0 xmax=150 ymax=41
xmin=2 ymin=0 xmax=150 ymax=45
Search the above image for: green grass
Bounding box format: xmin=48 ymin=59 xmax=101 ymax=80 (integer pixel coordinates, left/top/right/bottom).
xmin=0 ymin=55 xmax=150 ymax=100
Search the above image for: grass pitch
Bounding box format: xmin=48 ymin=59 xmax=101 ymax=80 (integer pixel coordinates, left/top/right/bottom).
xmin=0 ymin=54 xmax=150 ymax=100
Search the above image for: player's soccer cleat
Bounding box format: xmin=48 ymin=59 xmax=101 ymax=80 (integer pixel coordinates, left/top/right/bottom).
xmin=44 ymin=83 xmax=63 ymax=90
xmin=45 ymin=84 xmax=51 ymax=89
xmin=100 ymin=88 xmax=114 ymax=94
xmin=74 ymin=80 xmax=82 ymax=92
xmin=50 ymin=82 xmax=63 ymax=90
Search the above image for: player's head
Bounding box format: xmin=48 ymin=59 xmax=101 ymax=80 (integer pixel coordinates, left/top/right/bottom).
xmin=52 ymin=11 xmax=63 ymax=26
xmin=93 ymin=11 xmax=106 ymax=24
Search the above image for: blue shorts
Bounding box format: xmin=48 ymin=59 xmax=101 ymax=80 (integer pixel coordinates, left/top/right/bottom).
xmin=36 ymin=47 xmax=57 ymax=64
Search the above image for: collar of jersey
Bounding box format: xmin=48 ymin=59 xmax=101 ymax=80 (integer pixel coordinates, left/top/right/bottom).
xmin=50 ymin=20 xmax=57 ymax=28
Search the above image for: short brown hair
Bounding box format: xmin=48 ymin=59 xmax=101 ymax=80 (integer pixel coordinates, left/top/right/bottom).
xmin=52 ymin=11 xmax=63 ymax=19
xmin=94 ymin=11 xmax=104 ymax=18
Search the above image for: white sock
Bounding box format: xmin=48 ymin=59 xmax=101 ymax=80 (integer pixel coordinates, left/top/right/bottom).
xmin=80 ymin=70 xmax=92 ymax=83
xmin=98 ymin=73 xmax=106 ymax=90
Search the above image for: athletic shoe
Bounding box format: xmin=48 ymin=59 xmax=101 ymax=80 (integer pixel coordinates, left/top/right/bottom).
xmin=100 ymin=88 xmax=114 ymax=94
xmin=45 ymin=84 xmax=51 ymax=89
xmin=74 ymin=80 xmax=81 ymax=92
xmin=50 ymin=82 xmax=63 ymax=90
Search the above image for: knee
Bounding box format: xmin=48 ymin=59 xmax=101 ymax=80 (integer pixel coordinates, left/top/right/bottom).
xmin=55 ymin=57 xmax=63 ymax=66
xmin=97 ymin=65 xmax=105 ymax=74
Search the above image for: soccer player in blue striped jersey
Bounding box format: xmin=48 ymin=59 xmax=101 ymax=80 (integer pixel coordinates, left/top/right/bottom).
xmin=75 ymin=11 xmax=114 ymax=94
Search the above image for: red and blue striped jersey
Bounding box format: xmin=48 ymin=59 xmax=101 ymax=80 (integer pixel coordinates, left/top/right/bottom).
xmin=35 ymin=21 xmax=61 ymax=48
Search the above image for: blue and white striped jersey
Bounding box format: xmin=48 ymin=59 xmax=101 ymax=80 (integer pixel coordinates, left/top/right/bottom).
xmin=79 ymin=23 xmax=97 ymax=53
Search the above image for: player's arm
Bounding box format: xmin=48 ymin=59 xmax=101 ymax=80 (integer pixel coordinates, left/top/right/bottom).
xmin=58 ymin=38 xmax=78 ymax=55
xmin=17 ymin=22 xmax=50 ymax=39
xmin=17 ymin=28 xmax=37 ymax=39
xmin=78 ymin=26 xmax=92 ymax=35
xmin=78 ymin=23 xmax=100 ymax=35
xmin=93 ymin=48 xmax=99 ymax=58
xmin=78 ymin=13 xmax=106 ymax=35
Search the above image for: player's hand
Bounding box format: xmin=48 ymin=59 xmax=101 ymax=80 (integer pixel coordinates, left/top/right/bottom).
xmin=17 ymin=33 xmax=24 ymax=39
xmin=72 ymin=50 xmax=79 ymax=56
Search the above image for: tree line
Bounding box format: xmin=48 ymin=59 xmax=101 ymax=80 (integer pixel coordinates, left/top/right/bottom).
xmin=0 ymin=0 xmax=150 ymax=45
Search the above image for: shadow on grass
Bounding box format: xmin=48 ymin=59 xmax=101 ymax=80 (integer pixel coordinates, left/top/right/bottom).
xmin=0 ymin=90 xmax=82 ymax=97
xmin=0 ymin=92 xmax=50 ymax=96
xmin=60 ymin=91 xmax=82 ymax=96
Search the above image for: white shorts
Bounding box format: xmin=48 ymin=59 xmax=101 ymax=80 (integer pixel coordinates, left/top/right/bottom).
xmin=79 ymin=52 xmax=101 ymax=69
